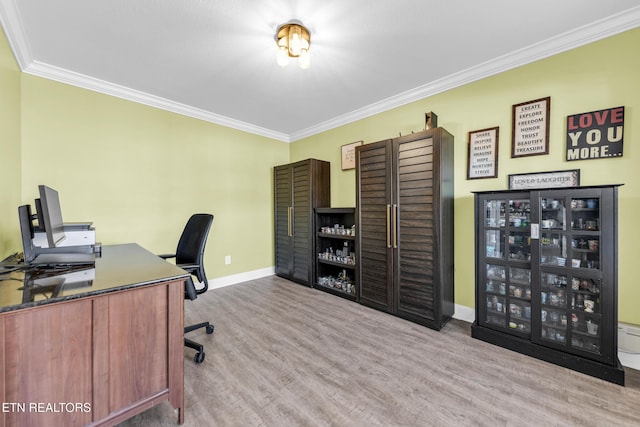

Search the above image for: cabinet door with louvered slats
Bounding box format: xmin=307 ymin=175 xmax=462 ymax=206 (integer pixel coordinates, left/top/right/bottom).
xmin=291 ymin=161 xmax=313 ymax=284
xmin=274 ymin=164 xmax=293 ymax=277
xmin=356 ymin=140 xmax=393 ymax=311
xmin=394 ymin=136 xmax=437 ymax=323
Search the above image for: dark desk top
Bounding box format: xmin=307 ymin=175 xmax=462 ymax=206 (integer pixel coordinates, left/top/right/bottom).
xmin=0 ymin=243 xmax=189 ymax=314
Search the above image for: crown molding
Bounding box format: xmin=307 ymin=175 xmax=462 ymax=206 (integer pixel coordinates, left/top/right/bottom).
xmin=2 ymin=1 xmax=639 ymax=143
xmin=0 ymin=0 xmax=33 ymax=68
xmin=289 ymin=6 xmax=640 ymax=142
xmin=22 ymin=60 xmax=290 ymax=142
xmin=0 ymin=0 xmax=290 ymax=142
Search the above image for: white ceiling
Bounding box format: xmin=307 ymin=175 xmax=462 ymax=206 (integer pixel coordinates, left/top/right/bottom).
xmin=1 ymin=0 xmax=639 ymax=142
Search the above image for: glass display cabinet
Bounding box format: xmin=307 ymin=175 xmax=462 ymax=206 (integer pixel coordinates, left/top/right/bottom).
xmin=472 ymin=185 xmax=624 ymax=385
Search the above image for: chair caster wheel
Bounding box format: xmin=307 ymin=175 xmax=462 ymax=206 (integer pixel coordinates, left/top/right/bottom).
xmin=194 ymin=352 xmax=205 ymax=364
xmin=206 ymin=325 xmax=214 ymax=334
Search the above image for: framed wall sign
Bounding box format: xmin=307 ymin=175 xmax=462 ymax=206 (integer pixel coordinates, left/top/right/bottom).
xmin=566 ymin=106 xmax=624 ymax=161
xmin=341 ymin=141 xmax=363 ymax=170
xmin=508 ymin=169 xmax=580 ymax=190
xmin=467 ymin=127 xmax=499 ymax=179
xmin=511 ymin=96 xmax=550 ymax=158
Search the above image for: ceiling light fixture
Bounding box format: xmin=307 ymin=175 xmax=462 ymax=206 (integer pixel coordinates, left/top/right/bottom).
xmin=276 ymin=21 xmax=311 ymax=69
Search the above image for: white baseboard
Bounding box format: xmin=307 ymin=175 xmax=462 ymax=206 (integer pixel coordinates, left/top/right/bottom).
xmin=208 ymin=266 xmax=275 ymax=290
xmin=618 ymin=352 xmax=640 ymax=371
xmin=452 ymin=304 xmax=475 ymax=323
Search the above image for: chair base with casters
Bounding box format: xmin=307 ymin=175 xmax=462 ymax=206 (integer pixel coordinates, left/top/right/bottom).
xmin=185 ymin=321 xmax=215 ymax=364
xmin=159 ymin=213 xmax=214 ymax=364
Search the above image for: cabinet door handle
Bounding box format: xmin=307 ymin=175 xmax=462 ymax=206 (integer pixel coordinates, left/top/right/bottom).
xmin=288 ymin=207 xmax=293 ymax=237
xmin=386 ymin=204 xmax=391 ymax=248
xmin=392 ymin=204 xmax=398 ymax=249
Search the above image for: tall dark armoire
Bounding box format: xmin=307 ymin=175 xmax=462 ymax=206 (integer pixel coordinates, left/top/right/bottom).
xmin=274 ymin=159 xmax=330 ymax=286
xmin=355 ymin=128 xmax=454 ymax=330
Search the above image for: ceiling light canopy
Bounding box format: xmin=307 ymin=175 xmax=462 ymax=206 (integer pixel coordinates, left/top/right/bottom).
xmin=276 ymin=22 xmax=311 ymax=69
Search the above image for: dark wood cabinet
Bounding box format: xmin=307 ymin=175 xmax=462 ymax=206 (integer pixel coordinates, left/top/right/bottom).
xmin=274 ymin=159 xmax=330 ymax=286
xmin=315 ymin=207 xmax=357 ymax=300
xmin=355 ymin=128 xmax=455 ymax=330
xmin=471 ymin=185 xmax=624 ymax=385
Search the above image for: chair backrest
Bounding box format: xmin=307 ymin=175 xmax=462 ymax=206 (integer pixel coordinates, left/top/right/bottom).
xmin=175 ymin=213 xmax=214 ymax=267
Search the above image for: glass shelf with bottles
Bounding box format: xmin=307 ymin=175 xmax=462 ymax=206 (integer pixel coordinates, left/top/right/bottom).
xmin=508 ymin=199 xmax=531 ymax=228
xmin=541 ymin=197 xmax=567 ymax=230
xmin=507 ymin=266 xmax=532 ymax=333
xmin=508 ymin=232 xmax=531 ymax=262
xmin=485 ymin=264 xmax=532 ymax=333
xmin=539 ymin=273 xmax=570 ymax=346
xmin=318 ymin=241 xmax=356 ymax=267
xmin=540 ymin=271 xmax=602 ymax=353
xmin=485 ymin=264 xmax=506 ymax=326
xmin=319 ymin=224 xmax=356 ymax=238
xmin=570 ymin=197 xmax=601 ymax=271
xmin=571 ymin=198 xmax=600 ymax=269
xmin=539 ymin=196 xmax=601 ymax=271
xmin=317 ymin=269 xmax=356 ymax=295
xmin=484 ymin=199 xmax=532 ymax=262
xmin=540 ymin=197 xmax=568 ymax=268
xmin=484 ymin=200 xmax=505 ymax=259
xmin=571 ymin=198 xmax=600 ymax=229
xmin=570 ymin=274 xmax=602 ymax=354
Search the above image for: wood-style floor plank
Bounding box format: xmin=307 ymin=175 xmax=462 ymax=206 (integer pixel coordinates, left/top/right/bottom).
xmin=119 ymin=275 xmax=640 ymax=426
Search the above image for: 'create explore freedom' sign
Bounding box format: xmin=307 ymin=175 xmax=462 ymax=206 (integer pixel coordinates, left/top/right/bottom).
xmin=511 ymin=97 xmax=550 ymax=158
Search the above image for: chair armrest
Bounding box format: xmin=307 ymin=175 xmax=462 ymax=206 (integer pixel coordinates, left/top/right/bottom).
xmin=177 ymin=263 xmax=199 ymax=272
xmin=158 ymin=253 xmax=176 ymax=260
xmin=185 ymin=277 xmax=198 ymax=301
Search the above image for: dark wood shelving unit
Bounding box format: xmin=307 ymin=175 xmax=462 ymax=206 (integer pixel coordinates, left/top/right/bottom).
xmin=314 ymin=207 xmax=357 ymax=300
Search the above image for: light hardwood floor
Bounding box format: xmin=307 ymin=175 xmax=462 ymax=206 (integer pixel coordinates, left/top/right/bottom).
xmin=120 ymin=275 xmax=640 ymax=426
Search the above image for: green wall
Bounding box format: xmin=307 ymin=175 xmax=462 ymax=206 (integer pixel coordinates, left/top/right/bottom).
xmin=291 ymin=28 xmax=640 ymax=325
xmin=0 ymin=28 xmax=21 ymax=254
xmin=19 ymin=76 xmax=289 ymax=276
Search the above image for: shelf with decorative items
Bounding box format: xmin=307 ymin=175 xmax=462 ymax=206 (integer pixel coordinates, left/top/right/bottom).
xmin=314 ymin=208 xmax=357 ymax=300
xmin=472 ymin=185 xmax=624 ymax=385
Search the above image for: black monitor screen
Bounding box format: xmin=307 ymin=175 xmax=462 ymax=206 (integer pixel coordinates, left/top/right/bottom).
xmin=38 ymin=185 xmax=66 ymax=247
xmin=34 ymin=197 xmax=44 ymax=232
xmin=18 ymin=204 xmax=36 ymax=262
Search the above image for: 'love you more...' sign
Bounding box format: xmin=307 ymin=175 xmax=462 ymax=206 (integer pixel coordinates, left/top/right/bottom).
xmin=566 ymin=106 xmax=624 ymax=161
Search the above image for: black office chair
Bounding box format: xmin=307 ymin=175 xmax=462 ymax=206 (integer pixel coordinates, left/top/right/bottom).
xmin=160 ymin=213 xmax=214 ymax=364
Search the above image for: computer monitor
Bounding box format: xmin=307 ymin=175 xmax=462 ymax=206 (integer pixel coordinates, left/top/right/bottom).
xmin=18 ymin=204 xmax=36 ymax=263
xmin=33 ymin=197 xmax=45 ymax=232
xmin=38 ymin=185 xmax=66 ymax=247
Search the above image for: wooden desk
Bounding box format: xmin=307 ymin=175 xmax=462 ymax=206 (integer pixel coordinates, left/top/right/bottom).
xmin=0 ymin=243 xmax=189 ymax=427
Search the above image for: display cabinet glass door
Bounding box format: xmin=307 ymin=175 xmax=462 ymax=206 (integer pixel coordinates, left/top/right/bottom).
xmin=480 ymin=195 xmax=532 ymax=336
xmin=534 ymin=189 xmax=612 ymax=363
xmin=474 ymin=185 xmax=621 ymax=384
